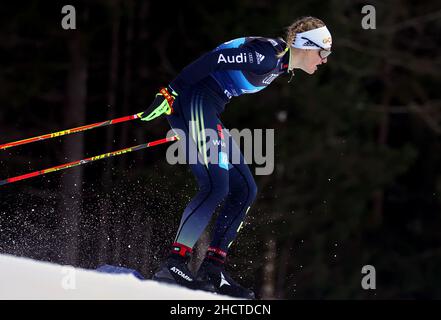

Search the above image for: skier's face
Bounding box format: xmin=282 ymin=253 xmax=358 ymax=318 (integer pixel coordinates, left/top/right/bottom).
xmin=303 ymin=49 xmax=328 ymax=74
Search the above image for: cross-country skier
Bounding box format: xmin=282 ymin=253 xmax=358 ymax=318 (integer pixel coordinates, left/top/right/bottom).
xmin=139 ymin=16 xmax=332 ymax=299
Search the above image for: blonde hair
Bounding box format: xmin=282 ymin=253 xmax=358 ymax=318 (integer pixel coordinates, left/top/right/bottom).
xmin=277 ymin=16 xmax=326 ymax=58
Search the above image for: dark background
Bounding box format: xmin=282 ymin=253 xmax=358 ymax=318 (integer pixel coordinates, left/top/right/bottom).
xmin=0 ymin=0 xmax=440 ymax=299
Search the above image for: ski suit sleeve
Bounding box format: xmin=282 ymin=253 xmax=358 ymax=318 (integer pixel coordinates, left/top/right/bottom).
xmin=169 ymin=40 xmax=277 ymax=93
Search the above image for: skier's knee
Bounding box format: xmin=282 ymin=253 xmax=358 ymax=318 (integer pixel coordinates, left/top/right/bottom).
xmin=198 ymin=180 xmax=229 ymax=203
xmin=228 ymin=179 xmax=257 ymax=205
xmin=212 ymin=182 xmax=230 ymax=202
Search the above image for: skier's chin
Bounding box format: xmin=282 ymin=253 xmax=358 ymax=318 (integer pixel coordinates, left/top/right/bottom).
xmin=303 ymin=66 xmax=317 ymax=75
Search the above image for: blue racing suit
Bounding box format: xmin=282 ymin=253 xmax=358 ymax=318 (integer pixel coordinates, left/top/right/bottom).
xmin=165 ymin=37 xmax=289 ymax=254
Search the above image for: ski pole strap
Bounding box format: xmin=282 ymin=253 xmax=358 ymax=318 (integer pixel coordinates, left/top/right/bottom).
xmin=0 ymin=135 xmax=178 ymax=186
xmin=0 ymin=113 xmax=141 ymax=150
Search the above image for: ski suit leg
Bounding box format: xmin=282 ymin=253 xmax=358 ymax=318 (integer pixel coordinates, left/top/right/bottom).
xmin=166 ymin=86 xmax=230 ymax=249
xmin=209 ymin=127 xmax=258 ymax=252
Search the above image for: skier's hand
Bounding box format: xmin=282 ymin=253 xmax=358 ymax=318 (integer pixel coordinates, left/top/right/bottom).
xmin=138 ymin=86 xmax=178 ymax=121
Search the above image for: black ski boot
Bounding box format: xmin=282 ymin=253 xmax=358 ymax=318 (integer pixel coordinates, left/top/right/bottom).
xmin=152 ymin=243 xmax=215 ymax=292
xmin=196 ymin=247 xmax=255 ymax=299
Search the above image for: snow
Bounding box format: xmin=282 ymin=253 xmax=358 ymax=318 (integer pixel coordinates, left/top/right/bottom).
xmin=0 ymin=254 xmax=235 ymax=300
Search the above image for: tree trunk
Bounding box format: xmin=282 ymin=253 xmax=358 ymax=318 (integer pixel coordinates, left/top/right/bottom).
xmin=113 ymin=0 xmax=134 ymax=264
xmin=275 ymin=243 xmax=289 ymax=299
xmin=261 ymin=236 xmax=276 ymax=299
xmin=60 ymin=29 xmax=88 ymax=266
xmin=118 ymin=0 xmax=134 ymax=156
xmin=371 ymin=4 xmax=396 ymax=227
xmin=139 ymin=213 xmax=153 ymax=276
xmin=98 ymin=0 xmax=121 ymax=266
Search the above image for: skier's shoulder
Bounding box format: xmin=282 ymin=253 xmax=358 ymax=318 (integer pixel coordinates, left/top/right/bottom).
xmin=244 ymin=37 xmax=285 ymax=70
xmin=211 ymin=36 xmax=284 ymax=72
xmin=245 ymin=37 xmax=286 ymax=63
xmin=243 ymin=36 xmax=285 ymax=54
xmin=215 ymin=36 xmax=285 ymax=52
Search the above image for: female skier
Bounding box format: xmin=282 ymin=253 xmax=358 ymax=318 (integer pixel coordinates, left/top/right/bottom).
xmin=139 ymin=16 xmax=332 ymax=298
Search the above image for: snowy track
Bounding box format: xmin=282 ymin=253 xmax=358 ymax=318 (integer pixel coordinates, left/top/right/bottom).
xmin=0 ymin=254 xmax=234 ymax=300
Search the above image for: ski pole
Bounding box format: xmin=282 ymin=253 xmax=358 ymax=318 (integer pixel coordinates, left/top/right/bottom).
xmin=0 ymin=135 xmax=178 ymax=186
xmin=0 ymin=113 xmax=143 ymax=150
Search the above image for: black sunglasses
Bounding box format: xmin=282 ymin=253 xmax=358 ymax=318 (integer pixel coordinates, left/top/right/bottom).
xmin=301 ymin=36 xmax=332 ymax=59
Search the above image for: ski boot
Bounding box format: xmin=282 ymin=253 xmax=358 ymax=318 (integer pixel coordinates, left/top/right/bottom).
xmin=196 ymin=247 xmax=255 ymax=299
xmin=152 ymin=243 xmax=215 ymax=292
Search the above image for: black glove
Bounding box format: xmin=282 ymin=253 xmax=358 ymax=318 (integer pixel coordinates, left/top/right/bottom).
xmin=138 ymin=86 xmax=178 ymax=121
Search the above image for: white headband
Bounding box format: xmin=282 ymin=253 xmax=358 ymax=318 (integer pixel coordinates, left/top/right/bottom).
xmin=292 ymin=26 xmax=332 ymax=49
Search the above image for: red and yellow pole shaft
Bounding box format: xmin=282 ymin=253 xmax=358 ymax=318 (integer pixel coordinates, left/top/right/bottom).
xmin=0 ymin=113 xmax=141 ymax=150
xmin=0 ymin=135 xmax=178 ymax=186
